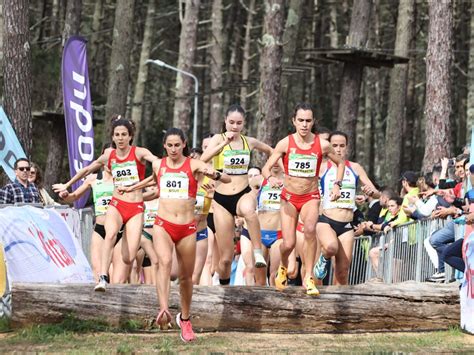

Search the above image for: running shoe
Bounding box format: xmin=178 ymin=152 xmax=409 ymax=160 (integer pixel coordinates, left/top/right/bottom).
xmin=313 ymin=254 xmax=329 ymax=280
xmin=94 ymin=274 xmax=109 ymax=292
xmin=304 ymin=276 xmax=320 ymax=296
xmin=254 ymin=250 xmax=267 ymax=268
xmin=176 ymin=312 xmax=197 ymax=342
xmin=425 ymin=272 xmax=445 ymax=283
xmin=275 ymin=265 xmax=288 ymax=290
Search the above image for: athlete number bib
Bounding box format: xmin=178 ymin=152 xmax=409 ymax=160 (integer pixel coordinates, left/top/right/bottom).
xmin=160 ymin=172 xmax=189 ymax=199
xmin=332 ymin=184 xmax=356 ymax=208
xmin=260 ymin=185 xmax=281 ymax=211
xmin=288 ymin=153 xmax=317 ymax=177
xmin=223 ymin=150 xmax=250 ymax=175
xmin=95 ymin=193 xmax=112 ymax=216
xmin=112 ymin=161 xmax=140 ymax=187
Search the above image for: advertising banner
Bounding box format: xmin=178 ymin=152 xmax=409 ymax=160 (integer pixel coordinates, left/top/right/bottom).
xmin=62 ymin=36 xmax=94 ymax=208
xmin=0 ymin=242 xmax=11 ymax=319
xmin=461 ymin=231 xmax=474 ymax=334
xmin=0 ymin=206 xmax=93 ymax=283
xmin=0 ymin=107 xmax=27 ymax=182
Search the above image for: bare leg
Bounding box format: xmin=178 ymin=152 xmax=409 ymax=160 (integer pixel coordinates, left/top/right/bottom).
xmin=332 ymin=230 xmax=354 ymax=285
xmin=175 ymin=233 xmax=197 ymax=319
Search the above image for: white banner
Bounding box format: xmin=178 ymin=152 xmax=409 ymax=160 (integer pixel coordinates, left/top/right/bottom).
xmin=461 ymin=231 xmax=474 ymax=334
xmin=0 ymin=206 xmax=93 ymax=283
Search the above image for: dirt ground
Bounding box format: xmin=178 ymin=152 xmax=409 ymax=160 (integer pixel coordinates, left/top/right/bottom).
xmin=1 ymin=328 xmax=474 ymax=353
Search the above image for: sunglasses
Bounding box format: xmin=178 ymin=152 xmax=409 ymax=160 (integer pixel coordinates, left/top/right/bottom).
xmin=17 ymin=166 xmax=31 ymax=172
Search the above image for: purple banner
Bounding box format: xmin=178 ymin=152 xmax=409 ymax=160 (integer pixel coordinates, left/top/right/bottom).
xmin=62 ymin=36 xmax=94 ymax=208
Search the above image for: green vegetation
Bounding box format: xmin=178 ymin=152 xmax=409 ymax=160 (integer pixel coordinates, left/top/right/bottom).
xmin=1 ymin=322 xmax=473 ymax=353
xmin=0 ymin=317 xmax=10 ymax=333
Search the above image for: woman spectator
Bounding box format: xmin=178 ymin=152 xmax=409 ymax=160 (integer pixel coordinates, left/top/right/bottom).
xmin=29 ymin=163 xmax=58 ymax=206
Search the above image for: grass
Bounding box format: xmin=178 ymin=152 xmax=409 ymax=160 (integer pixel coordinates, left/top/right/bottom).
xmin=0 ymin=318 xmax=473 ymax=353
xmin=0 ymin=317 xmax=10 ymax=333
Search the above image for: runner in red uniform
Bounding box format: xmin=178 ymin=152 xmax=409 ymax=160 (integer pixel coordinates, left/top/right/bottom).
xmin=122 ymin=128 xmax=229 ymax=342
xmin=53 ymin=116 xmax=158 ymax=291
xmin=262 ymin=103 xmax=344 ymax=295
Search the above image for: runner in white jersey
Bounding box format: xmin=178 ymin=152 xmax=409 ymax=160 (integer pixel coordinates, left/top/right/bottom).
xmin=314 ymin=131 xmax=380 ymax=285
xmin=255 ymin=161 xmax=284 ymax=285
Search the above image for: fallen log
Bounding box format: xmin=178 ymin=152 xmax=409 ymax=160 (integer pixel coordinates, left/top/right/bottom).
xmin=11 ymin=281 xmax=459 ymax=333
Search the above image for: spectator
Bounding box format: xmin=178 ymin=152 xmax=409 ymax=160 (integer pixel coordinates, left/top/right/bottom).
xmin=427 ymin=159 xmax=469 ymax=282
xmin=0 ymin=158 xmax=41 ymax=204
xmin=404 ymin=174 xmax=449 ymax=220
xmin=396 ymin=171 xmax=420 ymax=226
xmin=28 ymin=162 xmax=59 ymax=206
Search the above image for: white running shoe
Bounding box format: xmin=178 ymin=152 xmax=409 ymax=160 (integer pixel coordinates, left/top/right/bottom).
xmin=254 ymin=250 xmax=267 ymax=268
xmin=94 ymin=274 xmax=108 ymax=292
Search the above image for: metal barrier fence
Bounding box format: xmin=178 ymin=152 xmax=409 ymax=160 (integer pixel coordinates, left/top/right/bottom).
xmin=330 ymin=218 xmax=460 ymax=285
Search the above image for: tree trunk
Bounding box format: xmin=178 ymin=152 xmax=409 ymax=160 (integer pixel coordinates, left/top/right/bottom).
xmin=43 ymin=119 xmax=67 ymax=191
xmin=50 ymin=0 xmax=60 ymax=38
xmin=336 ymin=0 xmax=372 ymax=159
xmin=240 ymin=0 xmax=256 ymax=110
xmin=402 ymin=2 xmax=417 ymax=172
xmin=279 ymin=0 xmax=304 ymax=140
xmin=11 ymin=282 xmax=460 ymax=332
xmin=255 ymin=0 xmax=284 ymax=166
xmin=104 ymin=0 xmax=135 ymax=138
xmin=452 ymin=1 xmax=469 ymax=151
xmin=44 ymin=0 xmax=82 ymax=193
xmin=209 ymin=0 xmax=223 ymax=135
xmin=173 ymin=0 xmax=200 ymax=137
xmin=327 ymin=1 xmax=340 ymax=127
xmin=89 ymin=0 xmax=104 ymax=77
xmin=422 ymin=0 xmax=453 ymax=172
xmin=2 ymin=0 xmax=32 ymax=156
xmin=466 ymin=1 xmax=474 ymax=133
xmin=383 ymin=0 xmax=415 ymax=188
xmin=131 ymin=0 xmax=156 ymax=145
xmin=0 ymin=3 xmax=3 ymax=70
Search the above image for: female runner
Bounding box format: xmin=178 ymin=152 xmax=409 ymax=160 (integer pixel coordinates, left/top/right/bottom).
xmin=262 ymin=103 xmax=344 ymax=295
xmin=315 ymin=131 xmax=379 ymax=285
xmin=53 ymin=116 xmax=158 ymax=291
xmin=122 ymin=128 xmax=229 ymax=342
xmin=200 ymin=104 xmax=272 ymax=285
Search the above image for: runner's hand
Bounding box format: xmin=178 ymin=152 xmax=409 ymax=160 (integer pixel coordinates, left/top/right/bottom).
xmin=117 ymin=186 xmax=129 ymax=195
xmin=59 ymin=190 xmax=69 ymax=199
xmin=52 ymin=183 xmax=67 ymax=193
xmin=224 ymin=131 xmax=235 ymax=143
xmin=330 ymin=185 xmax=341 ymax=201
xmin=268 ymin=176 xmax=283 ymax=188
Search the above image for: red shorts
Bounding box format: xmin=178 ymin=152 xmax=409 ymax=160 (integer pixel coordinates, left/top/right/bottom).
xmin=280 ymin=188 xmax=320 ymax=213
xmin=109 ymin=197 xmax=144 ymax=224
xmin=154 ymin=216 xmax=197 ymax=243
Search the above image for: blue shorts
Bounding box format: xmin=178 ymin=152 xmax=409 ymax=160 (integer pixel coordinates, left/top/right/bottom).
xmin=261 ymin=229 xmax=281 ymax=249
xmin=196 ymin=228 xmax=208 ymax=242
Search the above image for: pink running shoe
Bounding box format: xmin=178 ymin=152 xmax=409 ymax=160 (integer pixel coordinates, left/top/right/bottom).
xmin=176 ymin=312 xmax=197 ymax=342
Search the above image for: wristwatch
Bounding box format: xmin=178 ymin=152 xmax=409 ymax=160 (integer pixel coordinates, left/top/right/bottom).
xmin=334 ymin=180 xmax=342 ymax=188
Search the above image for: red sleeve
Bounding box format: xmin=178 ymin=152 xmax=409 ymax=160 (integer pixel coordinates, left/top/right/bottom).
xmin=453 ymin=182 xmax=463 ymax=198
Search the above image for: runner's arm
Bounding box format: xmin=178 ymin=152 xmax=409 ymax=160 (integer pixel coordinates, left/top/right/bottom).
xmin=52 ymin=154 xmax=107 ymax=192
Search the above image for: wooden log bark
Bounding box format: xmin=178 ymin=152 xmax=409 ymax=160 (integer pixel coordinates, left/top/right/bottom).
xmin=11 ymin=282 xmax=459 ymax=333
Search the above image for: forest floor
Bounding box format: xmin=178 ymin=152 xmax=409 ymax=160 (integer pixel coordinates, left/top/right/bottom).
xmin=1 ymin=325 xmax=473 ymax=353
